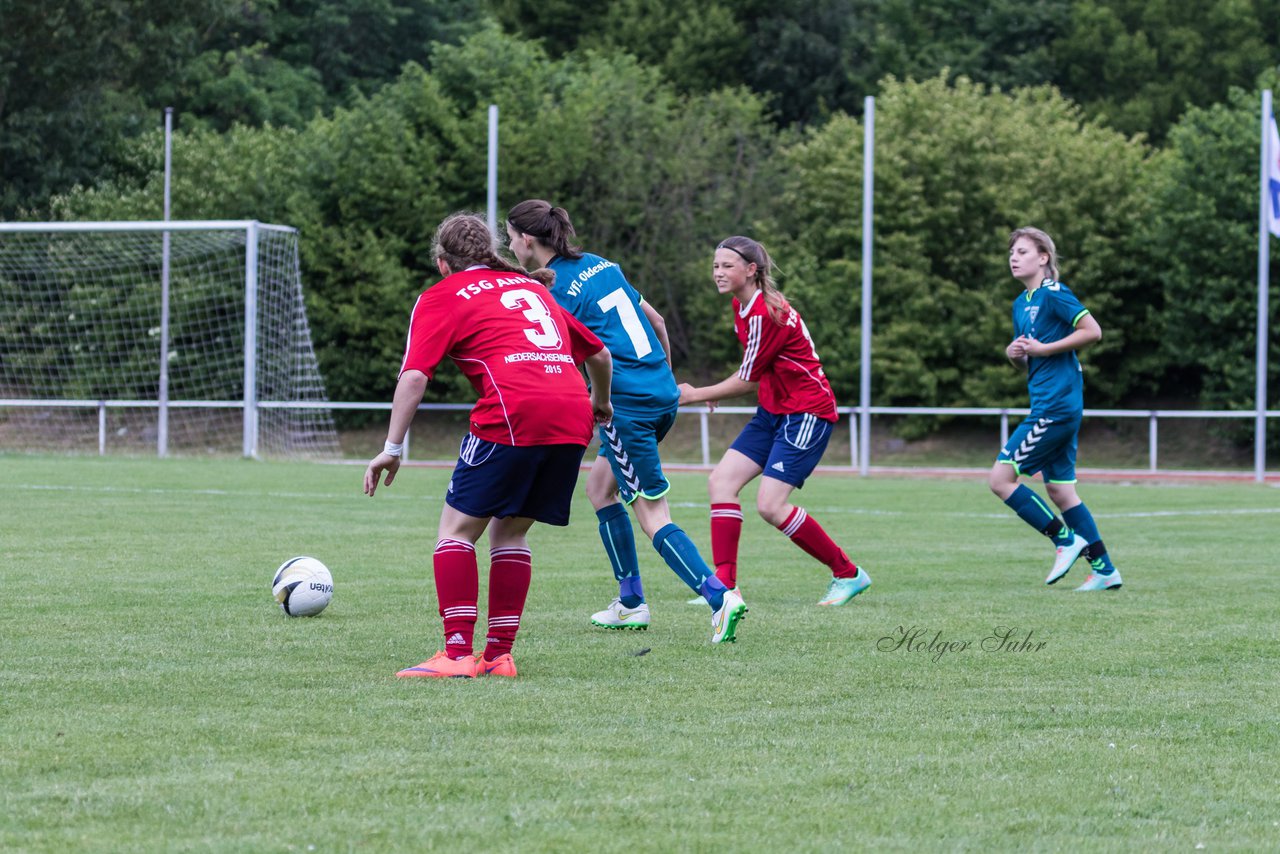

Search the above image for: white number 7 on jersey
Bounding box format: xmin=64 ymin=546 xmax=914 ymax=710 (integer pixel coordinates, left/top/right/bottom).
xmin=596 ymin=288 xmax=652 ymax=358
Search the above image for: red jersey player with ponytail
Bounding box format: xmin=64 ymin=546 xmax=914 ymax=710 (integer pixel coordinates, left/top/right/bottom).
xmin=677 ymin=236 xmax=871 ymax=607
xmin=364 ymin=213 xmax=613 ymax=679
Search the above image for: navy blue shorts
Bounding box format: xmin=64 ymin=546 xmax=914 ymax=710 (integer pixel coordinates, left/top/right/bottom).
xmin=445 ymin=434 xmax=587 ymax=526
xmin=729 ymin=407 xmax=833 ymax=488
xmin=597 ymin=404 xmax=678 ymax=504
xmin=997 ymin=413 xmax=1080 ymax=483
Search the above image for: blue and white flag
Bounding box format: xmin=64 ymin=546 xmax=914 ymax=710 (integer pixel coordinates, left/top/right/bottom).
xmin=1269 ymin=109 xmax=1280 ymax=237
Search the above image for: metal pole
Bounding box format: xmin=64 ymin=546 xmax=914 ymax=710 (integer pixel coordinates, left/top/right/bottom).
xmin=487 ymin=105 xmax=499 ymax=234
xmin=848 ymin=412 xmax=857 ymax=469
xmin=243 ymin=221 xmax=260 ymax=458
xmin=158 ymin=107 xmax=173 ymax=457
xmin=1149 ymin=413 xmax=1158 ymax=472
xmin=859 ymin=96 xmax=875 ymax=475
xmin=1257 ymin=90 xmax=1273 ymax=482
xmin=700 ymin=410 xmax=710 ymax=466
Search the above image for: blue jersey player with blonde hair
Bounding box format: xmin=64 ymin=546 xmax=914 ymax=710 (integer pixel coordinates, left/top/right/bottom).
xmin=506 ymin=200 xmax=747 ymax=643
xmin=988 ymin=226 xmax=1122 ymax=590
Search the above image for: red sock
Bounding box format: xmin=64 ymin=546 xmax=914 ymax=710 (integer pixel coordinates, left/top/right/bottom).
xmin=778 ymin=507 xmax=858 ymax=578
xmin=483 ymin=546 xmax=532 ymax=660
xmin=710 ymin=502 xmax=744 ymax=589
xmin=434 ymin=538 xmax=479 ymax=658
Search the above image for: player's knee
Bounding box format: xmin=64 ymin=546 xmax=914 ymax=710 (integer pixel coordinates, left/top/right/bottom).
xmin=988 ymin=465 xmax=1014 ymax=498
xmin=707 ymin=467 xmax=734 ymax=502
xmin=585 ymin=480 xmax=617 ymax=509
xmin=755 ymin=497 xmax=787 ymax=527
xmin=1046 ymin=483 xmax=1078 ymax=507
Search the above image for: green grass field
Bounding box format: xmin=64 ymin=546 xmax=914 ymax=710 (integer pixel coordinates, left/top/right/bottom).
xmin=3 ymin=456 xmax=1279 ymax=852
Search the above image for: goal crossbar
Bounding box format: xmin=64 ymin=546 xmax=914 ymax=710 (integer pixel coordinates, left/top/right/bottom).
xmin=0 ymin=220 xmax=338 ymax=458
xmin=0 ymin=220 xmax=297 ymax=234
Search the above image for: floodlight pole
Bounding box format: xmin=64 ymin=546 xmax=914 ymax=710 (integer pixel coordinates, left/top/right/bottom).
xmin=487 ymin=105 xmax=499 ymax=234
xmin=859 ymin=96 xmax=875 ymax=475
xmin=159 ymin=107 xmax=173 ymax=458
xmin=1256 ymin=90 xmax=1273 ymax=483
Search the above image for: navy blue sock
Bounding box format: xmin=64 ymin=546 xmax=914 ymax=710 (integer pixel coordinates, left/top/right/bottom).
xmin=653 ymin=523 xmax=715 ymax=594
xmin=619 ymin=575 xmax=645 ymax=603
xmin=597 ymin=503 xmax=643 ymax=606
xmin=1004 ymin=484 xmax=1073 ymax=545
xmin=1062 ymin=503 xmax=1116 ymax=574
xmin=699 ymin=575 xmax=728 ymax=611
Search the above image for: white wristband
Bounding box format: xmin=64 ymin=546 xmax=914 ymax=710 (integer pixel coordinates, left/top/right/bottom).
xmin=383 ymin=440 xmax=404 ymax=457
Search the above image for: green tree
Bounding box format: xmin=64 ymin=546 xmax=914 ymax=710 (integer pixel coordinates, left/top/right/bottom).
xmin=1144 ymin=73 xmax=1280 ymax=429
xmin=170 ymin=0 xmax=486 ymax=130
xmin=0 ymin=0 xmax=484 ymax=217
xmin=486 ymin=0 xmax=1073 ymax=126
xmin=764 ymin=74 xmax=1158 ymax=423
xmin=0 ymin=0 xmax=237 ymax=216
xmin=1051 ymin=0 xmax=1279 ymax=141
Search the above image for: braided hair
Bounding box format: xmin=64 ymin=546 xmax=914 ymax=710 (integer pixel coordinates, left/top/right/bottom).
xmin=432 ymin=213 xmax=526 ymax=275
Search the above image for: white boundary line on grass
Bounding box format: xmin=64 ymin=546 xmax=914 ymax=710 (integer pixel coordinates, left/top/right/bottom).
xmin=13 ymin=483 xmax=1280 ymax=518
xmin=14 ymin=483 xmax=426 ymax=501
xmin=666 ymin=503 xmax=1280 ymax=520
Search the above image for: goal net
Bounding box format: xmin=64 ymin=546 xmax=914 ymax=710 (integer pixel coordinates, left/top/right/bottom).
xmin=0 ymin=221 xmax=340 ymax=458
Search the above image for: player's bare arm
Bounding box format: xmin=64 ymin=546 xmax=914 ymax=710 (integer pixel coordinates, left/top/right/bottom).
xmin=641 ymin=300 xmax=673 ymax=368
xmin=363 ymin=369 xmax=428 ymax=496
xmin=1006 ymin=336 xmax=1030 ymax=369
xmin=678 ymin=375 xmax=758 ymax=406
xmin=583 ymin=348 xmax=614 ymax=424
xmin=1020 ymin=315 xmax=1103 ymax=358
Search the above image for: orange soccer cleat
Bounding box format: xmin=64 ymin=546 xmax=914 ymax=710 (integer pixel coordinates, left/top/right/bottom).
xmin=396 ymin=651 xmax=478 ymax=678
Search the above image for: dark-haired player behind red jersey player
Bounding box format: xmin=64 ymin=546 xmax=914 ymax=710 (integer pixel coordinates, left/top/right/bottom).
xmin=677 ymin=236 xmax=870 ymax=608
xmin=364 ymin=213 xmax=613 ymax=678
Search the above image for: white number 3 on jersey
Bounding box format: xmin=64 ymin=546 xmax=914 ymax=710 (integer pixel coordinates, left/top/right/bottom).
xmin=501 ymin=288 xmax=563 ymax=350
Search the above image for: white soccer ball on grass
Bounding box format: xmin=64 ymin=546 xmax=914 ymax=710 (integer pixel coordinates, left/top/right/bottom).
xmin=272 ymin=556 xmax=334 ymax=617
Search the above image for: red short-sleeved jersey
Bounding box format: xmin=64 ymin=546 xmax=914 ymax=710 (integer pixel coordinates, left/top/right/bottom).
xmin=733 ymin=289 xmax=837 ymax=422
xmin=399 ymin=268 xmax=604 ymax=446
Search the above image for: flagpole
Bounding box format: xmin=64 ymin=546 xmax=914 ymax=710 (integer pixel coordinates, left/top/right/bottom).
xmin=1256 ymin=89 xmax=1273 ymax=483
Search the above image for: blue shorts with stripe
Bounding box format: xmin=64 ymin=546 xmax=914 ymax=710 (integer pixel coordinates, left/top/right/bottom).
xmin=446 ymin=433 xmax=586 ymax=526
xmin=597 ymin=404 xmax=678 ymax=504
xmin=997 ymin=413 xmax=1080 ymax=483
xmin=729 ymin=406 xmax=833 ymax=489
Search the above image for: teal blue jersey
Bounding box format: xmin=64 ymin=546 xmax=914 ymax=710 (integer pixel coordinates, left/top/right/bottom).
xmin=1012 ymin=278 xmax=1090 ymax=418
xmin=548 ymin=253 xmax=679 ymax=412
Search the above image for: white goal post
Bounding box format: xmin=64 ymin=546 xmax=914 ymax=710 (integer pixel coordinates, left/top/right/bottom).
xmin=0 ymin=221 xmax=339 ymax=458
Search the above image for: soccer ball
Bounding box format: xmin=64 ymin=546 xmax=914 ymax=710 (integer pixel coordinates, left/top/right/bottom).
xmin=272 ymin=556 xmax=334 ymax=617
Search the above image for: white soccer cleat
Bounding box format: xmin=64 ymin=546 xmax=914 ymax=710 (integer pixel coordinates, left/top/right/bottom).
xmin=590 ymin=598 xmax=650 ymax=630
xmin=710 ymin=589 xmax=748 ymax=644
xmin=1045 ymin=533 xmax=1088 ymax=585
xmin=1075 ymin=568 xmax=1123 ymax=591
